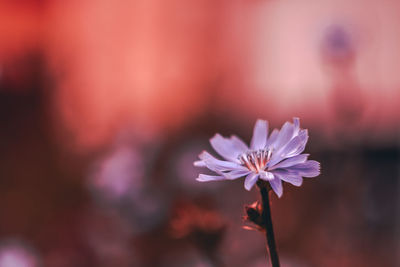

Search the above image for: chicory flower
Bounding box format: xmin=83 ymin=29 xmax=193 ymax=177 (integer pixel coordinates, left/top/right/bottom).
xmin=194 ymin=118 xmax=320 ymax=197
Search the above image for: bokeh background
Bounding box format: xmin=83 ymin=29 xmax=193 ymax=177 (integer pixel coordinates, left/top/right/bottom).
xmin=1 ymin=0 xmax=399 ymax=266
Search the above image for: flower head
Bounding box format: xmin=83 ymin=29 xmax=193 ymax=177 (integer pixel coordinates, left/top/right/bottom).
xmin=194 ymin=118 xmax=320 ymax=197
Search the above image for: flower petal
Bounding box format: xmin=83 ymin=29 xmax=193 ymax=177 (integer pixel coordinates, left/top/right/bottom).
xmin=272 ymin=121 xmax=295 ymax=151
xmin=287 ymin=160 xmax=320 ymax=177
xmin=198 ymin=151 xmax=247 ymax=172
xmin=266 ymin=129 xmax=279 ymax=148
xmin=193 ymin=160 xmax=206 ymax=167
xmin=224 ymin=169 xmax=251 ymax=180
xmin=259 ymin=171 xmax=274 ymax=181
xmin=244 ymin=173 xmax=259 ymax=191
xmin=269 ymin=177 xmax=283 ymax=198
xmin=230 ymin=135 xmax=249 ymax=153
xmin=197 ymin=174 xmax=226 ymax=182
xmin=210 ymin=134 xmax=243 ymax=163
xmin=270 ymin=118 xmax=302 ymax=155
xmin=269 ymin=154 xmax=309 ymax=170
xmin=251 ymin=119 xmax=268 ymax=150
xmin=280 ymin=129 xmax=308 ymax=158
xmin=267 ymin=130 xmax=309 ymax=167
xmin=272 ymin=169 xmax=303 ymax=186
xmin=292 ymin=117 xmax=300 ymax=137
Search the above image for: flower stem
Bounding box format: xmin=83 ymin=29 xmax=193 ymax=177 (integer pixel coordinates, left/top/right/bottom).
xmin=258 ymin=182 xmax=280 ymax=267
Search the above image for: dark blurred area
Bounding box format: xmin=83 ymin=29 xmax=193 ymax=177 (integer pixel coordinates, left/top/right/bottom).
xmin=0 ymin=1 xmax=399 ymax=267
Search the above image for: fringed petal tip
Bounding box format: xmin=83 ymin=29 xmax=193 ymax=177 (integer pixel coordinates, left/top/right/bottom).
xmin=193 ymin=160 xmax=206 ymax=167
xmin=289 ymin=160 xmax=321 ymax=178
xmin=306 ymin=160 xmax=321 ymax=177
xmin=196 ymin=174 xmax=225 ymax=182
xmin=194 ymin=150 xmax=209 ymax=166
xmin=293 ymin=117 xmax=300 ymax=127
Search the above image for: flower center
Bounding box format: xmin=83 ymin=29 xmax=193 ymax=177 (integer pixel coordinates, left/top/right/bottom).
xmin=238 ymin=148 xmax=272 ymax=173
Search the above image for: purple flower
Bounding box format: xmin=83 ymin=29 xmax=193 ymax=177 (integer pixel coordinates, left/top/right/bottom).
xmin=194 ymin=118 xmax=320 ymax=197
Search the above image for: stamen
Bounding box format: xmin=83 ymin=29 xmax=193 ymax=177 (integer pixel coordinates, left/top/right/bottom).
xmin=238 ymin=148 xmax=272 ymax=173
xmin=241 ymin=154 xmax=256 ymax=172
xmin=254 ymin=153 xmax=261 ymax=170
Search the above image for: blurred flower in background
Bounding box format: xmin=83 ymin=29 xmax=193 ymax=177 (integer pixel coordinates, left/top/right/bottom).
xmin=87 ymin=136 xmax=170 ymax=235
xmin=322 ymin=24 xmax=355 ymax=61
xmin=88 ymin=143 xmax=145 ymax=200
xmin=0 ymin=241 xmax=40 ymax=267
xmin=320 ymin=23 xmax=366 ymax=137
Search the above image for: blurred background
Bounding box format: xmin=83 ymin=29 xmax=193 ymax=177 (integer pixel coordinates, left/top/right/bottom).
xmin=0 ymin=0 xmax=399 ymax=266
